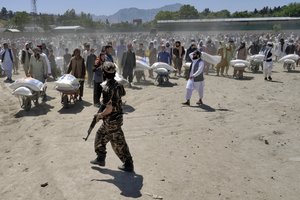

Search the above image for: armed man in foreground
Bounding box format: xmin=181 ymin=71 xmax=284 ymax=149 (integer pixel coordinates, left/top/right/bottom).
xmin=90 ymin=61 xmax=134 ymax=172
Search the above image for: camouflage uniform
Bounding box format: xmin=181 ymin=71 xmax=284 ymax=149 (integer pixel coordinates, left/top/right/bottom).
xmin=94 ymin=78 xmax=133 ymax=166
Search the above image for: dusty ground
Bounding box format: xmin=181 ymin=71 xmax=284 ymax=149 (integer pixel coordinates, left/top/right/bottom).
xmin=1 ymin=63 xmax=300 ymax=200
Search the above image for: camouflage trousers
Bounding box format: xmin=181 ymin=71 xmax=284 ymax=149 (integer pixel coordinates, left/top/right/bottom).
xmin=94 ymin=118 xmax=132 ymax=163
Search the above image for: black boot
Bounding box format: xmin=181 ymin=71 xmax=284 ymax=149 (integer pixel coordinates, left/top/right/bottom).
xmin=90 ymin=156 xmax=106 ymax=166
xmin=268 ymin=76 xmax=272 ymax=81
xmin=118 ymin=159 xmax=134 ymax=172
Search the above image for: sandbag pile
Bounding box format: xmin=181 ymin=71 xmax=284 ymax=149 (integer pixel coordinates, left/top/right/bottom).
xmin=55 ymin=74 xmax=80 ymax=91
xmin=10 ymin=77 xmax=44 ymax=92
xmin=151 ymin=62 xmax=176 ymax=72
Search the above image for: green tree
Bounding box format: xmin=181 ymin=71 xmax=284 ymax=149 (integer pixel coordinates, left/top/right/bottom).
xmin=0 ymin=7 xmax=8 ymax=19
xmin=280 ymin=3 xmax=300 ymax=17
xmin=212 ymin=9 xmax=231 ymax=18
xmin=12 ymin=12 xmax=31 ymax=30
xmin=155 ymin=11 xmax=177 ymax=21
xmin=178 ymin=5 xmax=199 ymax=19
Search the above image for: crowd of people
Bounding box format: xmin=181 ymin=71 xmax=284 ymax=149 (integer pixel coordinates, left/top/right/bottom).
xmin=1 ymin=31 xmax=300 ymax=105
xmin=1 ymin=31 xmax=300 ymax=172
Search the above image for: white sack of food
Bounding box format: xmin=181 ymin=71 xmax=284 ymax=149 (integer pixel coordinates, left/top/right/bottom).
xmin=278 ymin=54 xmax=300 ymax=63
xmin=234 ymin=63 xmax=247 ymax=69
xmin=201 ymin=52 xmax=221 ymax=65
xmin=183 ymin=62 xmax=191 ymax=69
xmin=151 ymin=62 xmax=176 ymax=72
xmin=249 ymin=54 xmax=265 ymax=62
xmin=135 ymin=60 xmax=151 ymax=71
xmin=115 ymin=72 xmax=129 ymax=85
xmin=154 ymin=68 xmax=169 ymax=75
xmin=12 ymin=87 xmax=33 ymax=97
xmin=9 ymin=78 xmax=44 ymax=92
xmin=230 ymin=59 xmax=250 ymax=67
xmin=55 ymin=56 xmax=64 ymax=70
xmin=283 ymin=59 xmax=296 ymax=64
xmin=55 ymin=74 xmax=80 ymax=90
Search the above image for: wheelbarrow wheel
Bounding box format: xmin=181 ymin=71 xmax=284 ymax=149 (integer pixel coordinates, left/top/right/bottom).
xmin=62 ymin=94 xmax=69 ymax=108
xmin=157 ymin=76 xmax=164 ymax=85
xmin=23 ymin=97 xmax=32 ymax=111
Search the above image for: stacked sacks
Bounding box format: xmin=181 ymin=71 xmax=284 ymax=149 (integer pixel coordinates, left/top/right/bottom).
xmin=12 ymin=87 xmax=33 ymax=96
xmin=230 ymin=59 xmax=250 ymax=69
xmin=249 ymin=54 xmax=265 ymax=62
xmin=283 ymin=59 xmax=296 ymax=65
xmin=55 ymin=74 xmax=80 ymax=91
xmin=278 ymin=54 xmax=299 ymax=63
xmin=154 ymin=68 xmax=169 ymax=75
xmin=151 ymin=62 xmax=176 ymax=72
xmin=10 ymin=77 xmax=44 ymax=92
xmin=135 ymin=56 xmax=151 ymax=71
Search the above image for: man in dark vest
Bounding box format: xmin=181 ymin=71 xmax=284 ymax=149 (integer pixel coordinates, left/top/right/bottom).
xmin=0 ymin=43 xmax=14 ymax=83
xmin=182 ymin=50 xmax=205 ymax=106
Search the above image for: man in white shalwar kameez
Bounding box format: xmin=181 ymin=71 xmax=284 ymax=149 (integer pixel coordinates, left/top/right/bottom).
xmin=182 ymin=50 xmax=205 ymax=106
xmin=0 ymin=43 xmax=14 ymax=83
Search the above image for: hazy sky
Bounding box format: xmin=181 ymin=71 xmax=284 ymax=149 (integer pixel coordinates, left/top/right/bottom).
xmin=0 ymin=0 xmax=297 ymax=15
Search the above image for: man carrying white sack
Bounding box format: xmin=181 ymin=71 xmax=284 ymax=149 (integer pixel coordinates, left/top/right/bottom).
xmin=263 ymin=42 xmax=274 ymax=81
xmin=182 ymin=50 xmax=205 ymax=106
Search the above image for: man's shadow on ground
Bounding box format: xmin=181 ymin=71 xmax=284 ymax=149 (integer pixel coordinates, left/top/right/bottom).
xmin=91 ymin=166 xmax=143 ymax=198
xmin=190 ymin=104 xmax=231 ymax=112
xmin=122 ymin=103 xmax=135 ymax=114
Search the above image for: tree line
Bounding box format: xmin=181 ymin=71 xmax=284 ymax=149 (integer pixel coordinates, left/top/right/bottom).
xmin=0 ymin=3 xmax=299 ymax=32
xmin=155 ymin=3 xmax=300 ymax=20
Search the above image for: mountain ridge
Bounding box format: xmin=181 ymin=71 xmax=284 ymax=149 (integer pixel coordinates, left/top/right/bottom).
xmin=92 ymin=3 xmax=182 ymax=23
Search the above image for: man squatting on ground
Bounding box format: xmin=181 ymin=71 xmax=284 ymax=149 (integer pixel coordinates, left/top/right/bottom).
xmin=182 ymin=50 xmax=205 ymax=106
xmin=90 ymin=62 xmax=134 ymax=172
xmin=263 ymin=42 xmax=274 ymax=81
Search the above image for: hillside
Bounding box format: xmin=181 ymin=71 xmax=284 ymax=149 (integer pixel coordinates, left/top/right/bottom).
xmin=92 ymin=3 xmax=182 ymax=23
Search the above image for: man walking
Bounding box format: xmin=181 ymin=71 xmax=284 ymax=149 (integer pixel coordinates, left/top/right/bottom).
xmin=182 ymin=50 xmax=205 ymax=106
xmin=0 ymin=43 xmax=14 ymax=83
xmin=121 ymin=43 xmax=136 ymax=87
xmin=21 ymin=43 xmax=33 ymax=76
xmin=90 ymin=62 xmax=134 ymax=172
xmin=263 ymin=42 xmax=274 ymax=81
xmin=67 ymin=48 xmax=86 ymax=101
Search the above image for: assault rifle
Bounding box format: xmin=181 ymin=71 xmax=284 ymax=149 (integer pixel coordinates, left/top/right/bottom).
xmin=83 ymin=115 xmax=97 ymax=141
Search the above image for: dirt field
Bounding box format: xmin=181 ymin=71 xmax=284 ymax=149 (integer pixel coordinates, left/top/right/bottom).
xmin=1 ymin=63 xmax=300 ymax=200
